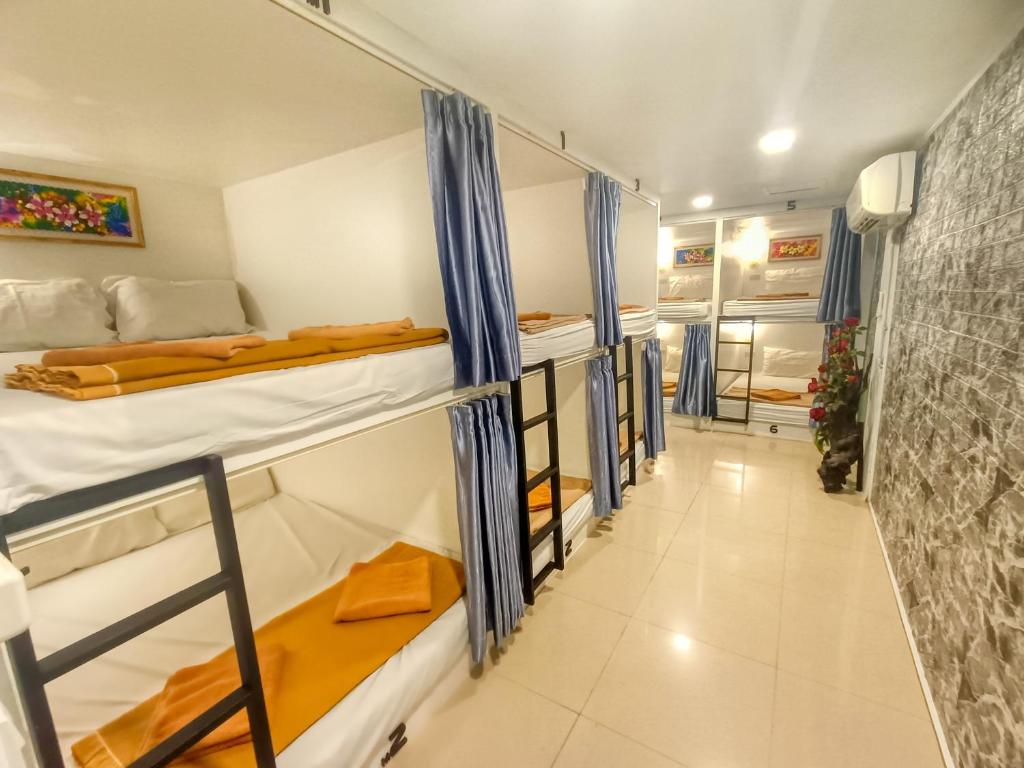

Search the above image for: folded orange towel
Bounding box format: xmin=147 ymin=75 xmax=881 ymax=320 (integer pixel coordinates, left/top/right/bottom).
xmin=618 ymin=303 xmax=648 ymax=314
xmin=517 ymin=311 xmax=552 ymax=322
xmin=137 ymin=644 xmax=285 ymax=761
xmin=41 ymin=336 xmax=267 ymax=367
xmin=528 ymin=483 xmax=553 ymax=512
xmin=334 ymin=556 xmax=433 ymax=622
xmin=288 ymin=318 xmax=414 ymax=341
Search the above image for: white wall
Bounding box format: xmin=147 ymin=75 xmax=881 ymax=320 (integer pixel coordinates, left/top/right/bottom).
xmin=0 ymin=153 xmax=234 ymax=286
xmin=617 ymin=198 xmax=658 ymax=308
xmin=522 ymin=363 xmax=591 ymax=480
xmin=504 ymin=179 xmax=592 ymax=315
xmin=223 ymin=128 xmax=446 ymax=333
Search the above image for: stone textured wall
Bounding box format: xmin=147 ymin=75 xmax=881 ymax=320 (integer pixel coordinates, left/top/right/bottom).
xmin=872 ymin=29 xmax=1024 ymax=768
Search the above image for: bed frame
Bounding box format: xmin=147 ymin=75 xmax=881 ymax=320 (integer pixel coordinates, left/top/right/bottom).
xmin=509 ymin=359 xmax=564 ymax=605
xmin=713 ymin=315 xmax=756 ymax=425
xmin=610 ymin=335 xmax=638 ymax=491
xmin=0 ymin=456 xmax=276 ymax=768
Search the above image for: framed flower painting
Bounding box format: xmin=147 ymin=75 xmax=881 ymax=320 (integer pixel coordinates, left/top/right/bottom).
xmin=768 ymin=235 xmax=820 ymax=262
xmin=673 ymin=243 xmax=714 ymax=268
xmin=0 ymin=169 xmax=144 ymax=247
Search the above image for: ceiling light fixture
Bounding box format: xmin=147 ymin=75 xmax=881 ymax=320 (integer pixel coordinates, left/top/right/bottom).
xmin=759 ymin=128 xmax=796 ymax=154
xmin=691 ymin=194 xmax=713 ymax=209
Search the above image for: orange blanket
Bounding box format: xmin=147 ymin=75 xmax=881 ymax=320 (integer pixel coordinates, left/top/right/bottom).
xmin=333 ymin=557 xmax=432 ymax=622
xmin=41 ymin=336 xmax=267 ymax=366
xmin=137 ymin=645 xmax=286 ymax=761
xmin=517 ymin=313 xmax=588 ymax=335
xmin=288 ymin=318 xmax=414 ymax=341
xmin=72 ymin=542 xmax=465 ymax=768
xmin=526 ymin=473 xmax=592 ymax=535
xmin=618 ymin=304 xmax=648 ymax=314
xmin=7 ymin=329 xmax=448 ymax=401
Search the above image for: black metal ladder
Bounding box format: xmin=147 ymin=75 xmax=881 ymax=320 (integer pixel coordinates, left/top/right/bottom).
xmin=609 ymin=336 xmax=638 ymax=492
xmin=713 ymin=316 xmax=756 ymax=425
xmin=509 ymin=359 xmax=564 ymax=605
xmin=0 ymin=456 xmax=276 ymax=768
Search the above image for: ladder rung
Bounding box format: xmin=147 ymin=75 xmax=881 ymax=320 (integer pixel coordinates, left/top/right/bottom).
xmin=718 ymin=340 xmax=753 ymax=345
xmin=533 ymin=561 xmax=559 ymax=590
xmin=717 ymin=367 xmax=750 ymax=373
xmin=713 ymin=416 xmax=749 ymax=424
xmin=617 ymin=410 xmax=634 ymax=424
xmin=530 ymin=517 xmax=561 ymax=548
xmin=619 ymin=448 xmax=635 ymax=462
xmin=526 ymin=465 xmax=557 ymax=492
xmin=616 ymin=372 xmax=630 ymax=382
xmin=523 ymin=410 xmax=555 ymax=430
xmin=717 ymin=394 xmax=749 ymax=401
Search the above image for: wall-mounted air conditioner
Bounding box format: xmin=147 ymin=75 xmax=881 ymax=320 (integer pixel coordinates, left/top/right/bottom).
xmin=846 ymin=151 xmax=916 ymax=233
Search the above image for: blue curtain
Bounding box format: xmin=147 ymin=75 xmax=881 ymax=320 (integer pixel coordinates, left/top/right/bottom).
xmin=642 ymin=339 xmax=666 ymax=459
xmin=584 ymin=172 xmax=623 ymax=347
xmin=422 ymin=90 xmax=521 ymax=388
xmin=585 ymin=356 xmax=623 ymax=517
xmin=447 ymin=394 xmax=524 ymax=665
xmin=672 ymin=323 xmax=717 ymax=417
xmin=817 ymin=207 xmax=862 ymax=323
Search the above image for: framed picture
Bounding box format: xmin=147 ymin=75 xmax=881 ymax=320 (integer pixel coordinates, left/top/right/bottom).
xmin=673 ymin=243 xmax=714 ymax=268
xmin=768 ymin=235 xmax=820 ymax=262
xmin=0 ymin=168 xmax=144 ymax=247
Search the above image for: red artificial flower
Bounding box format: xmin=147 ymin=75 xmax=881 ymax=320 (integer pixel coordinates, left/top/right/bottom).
xmin=809 ymin=406 xmax=826 ymax=421
xmin=847 ymin=374 xmax=858 ymax=383
xmin=807 ymin=378 xmax=819 ymax=393
xmin=844 ymin=317 xmax=860 ymax=327
xmin=817 ymin=364 xmax=827 ymax=374
xmin=838 ymin=339 xmax=850 ymax=352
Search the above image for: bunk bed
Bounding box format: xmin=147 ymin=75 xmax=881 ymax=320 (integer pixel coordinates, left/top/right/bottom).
xmin=517 ymin=307 xmax=655 ymax=367
xmin=720 ymin=297 xmax=819 ymax=319
xmin=656 ymin=299 xmax=713 ymax=321
xmin=0 ymin=342 xmax=469 ymax=518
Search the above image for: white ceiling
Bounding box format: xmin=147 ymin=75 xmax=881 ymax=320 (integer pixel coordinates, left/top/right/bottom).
xmin=357 ymin=0 xmax=1024 ymax=216
xmin=0 ymin=0 xmax=425 ymax=187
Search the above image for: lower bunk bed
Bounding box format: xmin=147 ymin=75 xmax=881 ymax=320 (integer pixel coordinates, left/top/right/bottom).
xmin=18 ymin=480 xmax=469 ymax=768
xmin=716 ymin=372 xmax=813 ymax=427
xmin=518 ymin=309 xmax=656 ymax=367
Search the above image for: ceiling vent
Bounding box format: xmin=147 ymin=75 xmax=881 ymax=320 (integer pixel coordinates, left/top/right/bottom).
xmin=846 ymin=152 xmax=916 ymax=233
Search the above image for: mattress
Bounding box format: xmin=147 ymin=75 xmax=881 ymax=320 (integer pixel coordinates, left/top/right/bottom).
xmin=0 ymin=342 xmax=455 ymax=516
xmin=25 ymin=491 xmax=467 ymax=768
xmin=620 ymin=308 xmax=657 ymax=338
xmin=519 ymin=319 xmax=596 ymax=367
xmin=721 ymin=298 xmax=819 ymax=319
xmin=531 ymin=489 xmax=594 ymax=575
xmin=656 ymin=301 xmax=712 ymax=321
xmin=716 ymin=373 xmax=812 ymax=426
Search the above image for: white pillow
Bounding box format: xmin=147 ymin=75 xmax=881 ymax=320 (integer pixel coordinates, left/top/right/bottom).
xmin=761 ymin=346 xmax=820 ymax=378
xmin=102 ymin=275 xmax=249 ymax=341
xmin=663 ymin=344 xmax=683 ymax=374
xmin=0 ymin=278 xmax=115 ymax=352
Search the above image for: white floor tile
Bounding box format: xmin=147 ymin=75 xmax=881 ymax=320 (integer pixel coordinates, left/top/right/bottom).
xmin=665 ymin=512 xmax=787 ymax=586
xmin=554 ymin=717 xmax=684 ymax=768
xmin=492 ymin=590 xmax=627 ymax=711
xmin=550 ymin=538 xmax=662 ymax=615
xmin=594 ymin=501 xmax=683 ymax=555
xmin=583 ymin=620 xmax=776 ymax=768
xmin=784 ymin=536 xmax=898 ymax=616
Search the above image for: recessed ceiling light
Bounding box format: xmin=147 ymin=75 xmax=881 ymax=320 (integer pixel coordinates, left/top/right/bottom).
xmin=759 ymin=128 xmax=796 ymax=154
xmin=691 ymin=194 xmax=713 ymax=209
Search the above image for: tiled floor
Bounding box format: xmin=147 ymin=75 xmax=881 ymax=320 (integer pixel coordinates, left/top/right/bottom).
xmin=406 ymin=427 xmax=945 ymax=768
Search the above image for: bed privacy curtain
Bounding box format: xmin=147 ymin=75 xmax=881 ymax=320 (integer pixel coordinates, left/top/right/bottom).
xmin=672 ymin=323 xmax=717 ymax=417
xmin=584 ymin=172 xmax=623 ymax=348
xmin=816 ymin=207 xmax=862 ymax=323
xmin=422 ymin=90 xmax=521 ymax=388
xmin=642 ymin=339 xmax=666 ymax=459
xmin=448 ymin=394 xmax=524 ymax=665
xmin=586 ymin=356 xmax=623 ymax=518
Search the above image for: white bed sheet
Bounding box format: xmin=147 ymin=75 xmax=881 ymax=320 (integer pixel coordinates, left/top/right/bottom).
xmin=620 ymin=308 xmax=657 ymax=338
xmin=25 ymin=491 xmax=467 ymax=768
xmin=0 ymin=343 xmax=455 ymax=515
xmin=519 ymin=320 xmax=595 ymax=366
xmin=656 ymin=301 xmax=711 ymax=321
xmin=716 ymin=372 xmax=811 ymax=426
xmin=721 ymin=298 xmax=819 ymax=318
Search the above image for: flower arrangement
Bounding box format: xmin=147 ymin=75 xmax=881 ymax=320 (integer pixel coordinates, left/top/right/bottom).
xmin=809 ymin=317 xmax=864 ymax=492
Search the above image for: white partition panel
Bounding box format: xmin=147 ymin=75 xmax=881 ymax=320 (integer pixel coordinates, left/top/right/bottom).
xmin=269 ymin=408 xmax=461 ymax=556
xmin=617 ymin=195 xmax=659 ymax=308
xmin=224 ymin=128 xmax=446 ymax=333
xmin=521 ymin=363 xmax=590 ymax=481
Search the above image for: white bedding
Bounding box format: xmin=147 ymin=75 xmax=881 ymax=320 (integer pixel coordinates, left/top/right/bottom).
xmin=721 ymin=298 xmax=819 ymax=319
xmin=0 ymin=343 xmax=455 ymax=516
xmin=716 ymin=372 xmax=812 ymax=426
xmin=657 ymin=300 xmax=711 ymax=321
xmin=27 ymin=491 xmax=467 ymax=768
xmin=519 ymin=309 xmax=656 ymax=367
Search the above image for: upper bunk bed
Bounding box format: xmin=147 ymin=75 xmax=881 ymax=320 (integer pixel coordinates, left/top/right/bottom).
xmin=0 ymin=0 xmax=495 ymax=520
xmin=717 ymin=209 xmax=830 ymax=322
xmin=658 ymin=220 xmax=715 ymax=323
xmin=502 ymin=129 xmax=657 ymax=366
